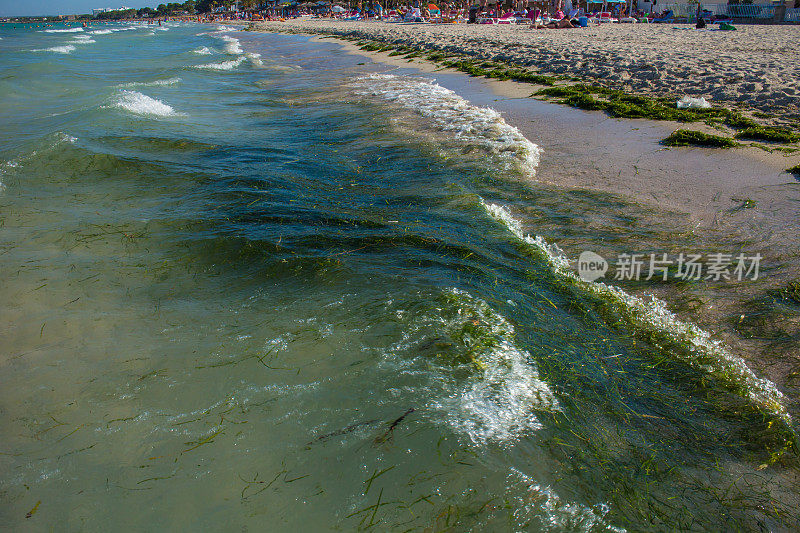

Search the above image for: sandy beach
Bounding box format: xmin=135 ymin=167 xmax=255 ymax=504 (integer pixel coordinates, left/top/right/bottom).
xmin=254 ymin=19 xmax=800 ymax=119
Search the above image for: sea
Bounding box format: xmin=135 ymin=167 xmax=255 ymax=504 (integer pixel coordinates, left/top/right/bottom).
xmin=1 ymin=20 xmax=798 ymax=531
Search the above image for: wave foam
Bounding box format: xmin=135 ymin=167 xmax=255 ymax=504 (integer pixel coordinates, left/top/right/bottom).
xmin=393 ymin=288 xmax=560 ymax=444
xmin=113 ymin=90 xmax=180 ymax=117
xmin=89 ymin=29 xmax=113 ymax=35
xmin=42 ymin=27 xmax=83 ymax=33
xmin=508 ymin=469 xmax=626 ymax=532
xmin=32 ymin=45 xmax=76 ymax=54
xmin=353 ymin=74 xmax=541 ymax=175
xmin=219 ymin=35 xmax=243 ymax=55
xmin=194 ymin=57 xmax=246 ymax=71
xmin=480 ymin=200 xmax=790 ymax=423
xmin=119 ymin=77 xmax=181 ymax=88
xmin=193 ymin=46 xmax=213 ymax=55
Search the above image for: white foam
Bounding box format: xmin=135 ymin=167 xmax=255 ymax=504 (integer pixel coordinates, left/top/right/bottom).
xmin=219 ymin=35 xmax=243 ymax=55
xmin=89 ymin=29 xmax=113 ymax=35
xmin=119 ymin=77 xmax=181 ymax=88
xmin=353 ymin=74 xmax=541 ymax=175
xmin=422 ymin=288 xmax=559 ymax=444
xmin=32 ymin=45 xmax=76 ymax=54
xmin=193 ymin=46 xmax=213 ymax=55
xmin=480 ymin=200 xmax=790 ymax=422
xmin=42 ymin=27 xmax=83 ymax=33
xmin=194 ymin=57 xmax=246 ymax=71
xmin=508 ymin=469 xmax=626 ymax=532
xmin=113 ymin=90 xmax=180 ymax=117
xmin=68 ymin=38 xmax=96 ymax=44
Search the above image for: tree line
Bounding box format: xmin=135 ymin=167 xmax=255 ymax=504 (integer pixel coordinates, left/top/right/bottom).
xmin=92 ymin=1 xmax=268 ymax=20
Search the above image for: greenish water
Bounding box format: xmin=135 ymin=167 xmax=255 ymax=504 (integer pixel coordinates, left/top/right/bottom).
xmin=0 ymin=21 xmax=798 ymax=531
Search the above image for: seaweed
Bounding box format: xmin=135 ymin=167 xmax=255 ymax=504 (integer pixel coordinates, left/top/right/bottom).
xmin=25 ymin=501 xmax=41 ymax=519
xmin=780 ymin=280 xmax=800 ymax=305
xmin=662 ymin=129 xmax=738 ymax=148
xmin=374 ymin=408 xmax=415 ymax=444
xmin=752 ymin=144 xmax=800 ymax=154
xmin=307 ymin=418 xmax=380 ymax=445
xmin=536 ymin=85 xmax=727 ymax=122
xmin=181 ymin=428 xmax=223 ymax=453
xmin=561 ymin=93 xmax=606 ymax=111
xmin=735 ymin=126 xmax=800 ymax=143
xmin=723 ymin=111 xmax=759 ymax=130
xmin=729 ymin=197 xmax=756 ymax=212
xmin=787 ymin=164 xmax=800 ymax=178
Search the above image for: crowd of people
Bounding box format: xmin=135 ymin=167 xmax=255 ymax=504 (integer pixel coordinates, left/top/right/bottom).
xmin=257 ymin=0 xmax=663 ymax=25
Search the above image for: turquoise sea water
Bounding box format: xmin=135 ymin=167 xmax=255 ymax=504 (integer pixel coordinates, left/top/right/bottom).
xmin=1 ymin=21 xmax=798 ymax=531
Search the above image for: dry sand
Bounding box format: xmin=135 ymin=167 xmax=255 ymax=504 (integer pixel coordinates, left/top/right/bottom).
xmin=254 ymin=19 xmax=800 ymax=118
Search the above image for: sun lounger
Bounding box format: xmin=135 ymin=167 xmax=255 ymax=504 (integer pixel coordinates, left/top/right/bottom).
xmin=598 ymin=12 xmax=618 ymax=22
xmin=497 ymin=12 xmax=518 ymax=23
xmin=652 ymin=10 xmax=673 ymax=22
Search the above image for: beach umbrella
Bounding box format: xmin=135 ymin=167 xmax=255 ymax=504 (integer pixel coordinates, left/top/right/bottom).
xmin=331 ymin=4 xmax=346 ymax=10
xmin=428 ymin=2 xmax=439 ymax=8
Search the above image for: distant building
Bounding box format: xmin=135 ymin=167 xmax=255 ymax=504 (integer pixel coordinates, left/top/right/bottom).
xmin=92 ymin=6 xmax=130 ymax=15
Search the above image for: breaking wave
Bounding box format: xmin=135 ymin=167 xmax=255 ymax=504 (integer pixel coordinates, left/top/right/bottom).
xmin=42 ymin=27 xmax=83 ymax=33
xmin=480 ymin=200 xmax=789 ymax=423
xmin=113 ymin=90 xmax=181 ymax=117
xmin=352 ymin=73 xmax=541 ymax=175
xmin=31 ymin=45 xmax=75 ymax=54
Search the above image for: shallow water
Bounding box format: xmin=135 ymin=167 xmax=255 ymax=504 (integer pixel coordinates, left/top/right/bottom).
xmin=1 ymin=21 xmax=798 ymax=531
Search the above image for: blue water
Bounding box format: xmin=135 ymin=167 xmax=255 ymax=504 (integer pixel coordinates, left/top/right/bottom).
xmin=0 ymin=21 xmax=797 ymax=530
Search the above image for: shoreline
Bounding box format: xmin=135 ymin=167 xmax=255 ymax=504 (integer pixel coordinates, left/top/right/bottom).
xmin=251 ymin=20 xmax=800 ymax=122
xmin=242 ymin=27 xmax=800 ymax=420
